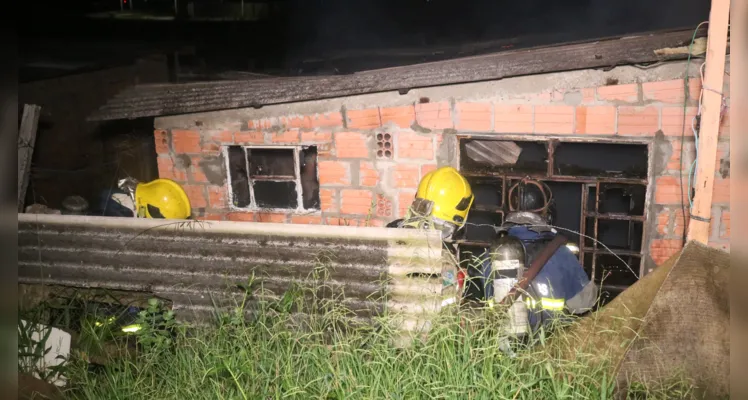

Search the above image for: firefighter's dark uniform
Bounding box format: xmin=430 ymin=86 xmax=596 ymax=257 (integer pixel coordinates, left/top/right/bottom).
xmin=480 ymin=225 xmax=597 ymax=332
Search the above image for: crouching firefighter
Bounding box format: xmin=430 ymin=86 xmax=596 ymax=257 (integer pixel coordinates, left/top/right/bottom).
xmin=96 ymin=177 xmax=192 ymax=219
xmin=387 ymin=166 xmax=473 ymax=240
xmin=387 ymin=168 xmax=596 ymax=334
xmin=386 ymin=166 xmax=474 ymax=303
xmin=486 ymin=179 xmax=598 ymax=334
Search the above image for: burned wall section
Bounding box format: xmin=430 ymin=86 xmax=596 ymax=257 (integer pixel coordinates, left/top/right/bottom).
xmin=152 ymin=59 xmax=730 ymax=274
xmin=457 ymin=137 xmax=649 ymax=300
xmin=20 ymin=57 xmax=168 ymax=210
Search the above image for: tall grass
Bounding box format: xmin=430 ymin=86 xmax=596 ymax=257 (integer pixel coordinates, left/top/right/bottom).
xmin=21 ymin=264 xmax=697 ymax=399
xmin=59 ymin=297 xmax=616 ymax=399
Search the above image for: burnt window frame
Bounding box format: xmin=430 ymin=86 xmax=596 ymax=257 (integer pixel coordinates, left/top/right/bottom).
xmin=224 ymin=145 xmax=319 ymax=212
xmin=454 ymin=134 xmax=652 ymax=294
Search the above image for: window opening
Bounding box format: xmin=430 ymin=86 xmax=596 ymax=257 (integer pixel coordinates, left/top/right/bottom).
xmin=227 ymin=146 xmax=251 ymax=208
xmin=456 ymin=137 xmax=649 ymax=304
xmin=544 ymin=181 xmax=582 ymax=243
xmin=460 ymin=139 xmax=548 ymax=175
xmin=253 ymin=181 xmax=298 ymax=209
xmin=598 ymin=183 xmax=646 ymax=215
xmin=226 ymin=145 xmax=320 ymax=211
xmin=248 ymin=148 xmax=296 ymax=178
xmin=300 ymin=146 xmax=321 ymax=209
xmin=553 ymin=142 xmax=648 ymax=179
xmin=462 ymin=210 xmax=503 ymax=242
xmin=467 ymin=176 xmax=504 ymax=212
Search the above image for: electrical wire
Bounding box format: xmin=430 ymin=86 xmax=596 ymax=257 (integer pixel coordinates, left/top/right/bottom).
xmin=681 ymin=23 xmax=731 ymax=234
xmin=464 ymin=222 xmax=639 ymax=279
xmin=687 ymin=113 xmax=700 ymax=209
xmin=678 ymin=21 xmax=708 ymax=246
xmin=686 ymin=61 xmax=706 ymax=209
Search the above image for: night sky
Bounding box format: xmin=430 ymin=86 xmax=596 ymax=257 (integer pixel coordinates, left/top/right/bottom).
xmin=20 ymin=0 xmax=710 ymax=81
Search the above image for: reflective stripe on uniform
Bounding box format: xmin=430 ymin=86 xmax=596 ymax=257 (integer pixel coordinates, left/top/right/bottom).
xmin=539 ymin=297 xmax=565 ymax=310
xmin=525 ymin=297 xmax=565 ymax=311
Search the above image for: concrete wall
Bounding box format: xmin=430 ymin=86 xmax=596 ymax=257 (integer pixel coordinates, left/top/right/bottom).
xmin=153 ymin=59 xmax=731 ymax=270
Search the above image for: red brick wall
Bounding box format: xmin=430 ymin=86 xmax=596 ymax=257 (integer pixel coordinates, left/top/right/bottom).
xmin=155 ymin=75 xmax=731 ymax=266
xmin=155 ymin=108 xmax=440 ymax=228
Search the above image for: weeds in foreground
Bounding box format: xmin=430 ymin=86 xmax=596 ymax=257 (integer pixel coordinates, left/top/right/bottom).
xmin=20 ymin=277 xmax=698 ymax=400
xmin=19 ymin=178 xmax=707 ymax=399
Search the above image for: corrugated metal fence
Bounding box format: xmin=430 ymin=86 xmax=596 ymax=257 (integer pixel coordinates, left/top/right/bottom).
xmin=18 ymin=214 xmax=449 ymax=334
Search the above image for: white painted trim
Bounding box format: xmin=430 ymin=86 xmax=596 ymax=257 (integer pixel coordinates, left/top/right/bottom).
xmin=245 ymin=145 xmax=256 ymax=208
xmin=293 ymin=146 xmax=303 ymax=209
xmin=224 ymin=144 xmax=319 ymax=213
xmin=222 ymin=145 xmax=236 ymax=208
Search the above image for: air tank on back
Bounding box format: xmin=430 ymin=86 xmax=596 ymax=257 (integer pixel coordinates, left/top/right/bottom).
xmin=490 ymin=234 xmax=530 ymax=336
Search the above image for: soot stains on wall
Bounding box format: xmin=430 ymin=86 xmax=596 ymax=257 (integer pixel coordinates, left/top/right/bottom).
xmin=225 ymin=145 xmax=320 ymax=211
xmin=227 ymin=146 xmax=251 ymax=208
xmin=457 ymin=137 xmax=650 ymax=302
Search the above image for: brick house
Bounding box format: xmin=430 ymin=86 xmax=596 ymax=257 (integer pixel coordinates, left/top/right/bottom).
xmin=91 ymin=29 xmax=730 ymax=298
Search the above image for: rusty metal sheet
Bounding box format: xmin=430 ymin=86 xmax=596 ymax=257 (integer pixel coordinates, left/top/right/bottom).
xmin=18 ymin=214 xmax=447 ymax=334
xmin=88 ymin=29 xmax=705 ymax=121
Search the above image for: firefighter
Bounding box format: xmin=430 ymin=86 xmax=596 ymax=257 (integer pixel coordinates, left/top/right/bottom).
xmin=97 ymin=177 xmax=192 ymax=220
xmin=386 ymin=166 xmax=474 ymax=300
xmin=388 ymin=168 xmax=596 ymax=333
xmin=487 ymin=179 xmax=597 ymax=332
xmin=387 ymin=166 xmax=473 ymax=242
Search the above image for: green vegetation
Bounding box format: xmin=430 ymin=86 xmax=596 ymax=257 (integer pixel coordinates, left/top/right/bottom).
xmin=19 ymin=277 xmax=699 ymax=400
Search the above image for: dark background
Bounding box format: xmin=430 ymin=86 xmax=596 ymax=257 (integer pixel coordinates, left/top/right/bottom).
xmin=17 ymin=0 xmax=709 ymax=210
xmin=20 ymin=0 xmax=710 ymax=82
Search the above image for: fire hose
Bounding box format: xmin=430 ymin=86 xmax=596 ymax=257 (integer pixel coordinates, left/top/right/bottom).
xmin=499 ymin=234 xmax=567 ymax=306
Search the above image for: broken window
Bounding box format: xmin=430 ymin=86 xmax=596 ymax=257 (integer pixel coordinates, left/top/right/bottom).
xmin=553 ymin=142 xmax=648 ymax=179
xmin=460 ymin=139 xmax=548 ymax=175
xmin=457 ymin=137 xmax=649 ymax=303
xmin=226 ymin=145 xmax=320 ymax=211
xmin=300 ymin=146 xmax=321 ymax=209
xmin=227 ymin=146 xmax=251 ymax=208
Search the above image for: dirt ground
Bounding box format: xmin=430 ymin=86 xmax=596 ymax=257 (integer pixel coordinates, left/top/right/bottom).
xmin=18 ymin=373 xmax=62 ymax=400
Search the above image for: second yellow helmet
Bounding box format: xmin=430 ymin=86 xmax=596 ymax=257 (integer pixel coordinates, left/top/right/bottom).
xmin=134 ymin=179 xmax=192 ymax=219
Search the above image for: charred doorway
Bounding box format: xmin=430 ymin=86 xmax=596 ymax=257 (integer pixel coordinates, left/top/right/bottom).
xmin=455 ymin=137 xmax=649 ymax=304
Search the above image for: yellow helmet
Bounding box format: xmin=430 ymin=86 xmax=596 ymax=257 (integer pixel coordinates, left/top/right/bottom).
xmin=134 ymin=179 xmax=192 ymax=219
xmin=405 ymin=166 xmax=473 ymax=238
